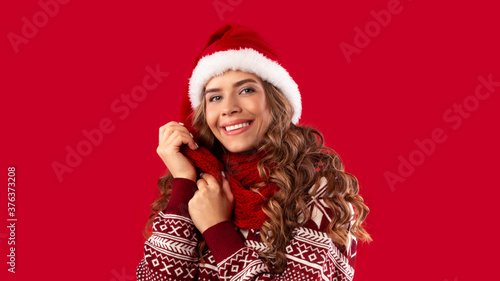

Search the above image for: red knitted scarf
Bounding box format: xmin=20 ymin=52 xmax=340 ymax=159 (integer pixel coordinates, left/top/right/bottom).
xmin=180 ymin=145 xmax=278 ymax=229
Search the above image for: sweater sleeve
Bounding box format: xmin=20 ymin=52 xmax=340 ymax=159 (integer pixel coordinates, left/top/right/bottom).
xmin=136 ymin=178 xmax=201 ymax=280
xmin=202 ymin=221 xmax=274 ymax=279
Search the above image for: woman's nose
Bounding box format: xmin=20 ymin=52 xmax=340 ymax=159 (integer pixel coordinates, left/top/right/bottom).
xmin=221 ymin=96 xmax=241 ymax=116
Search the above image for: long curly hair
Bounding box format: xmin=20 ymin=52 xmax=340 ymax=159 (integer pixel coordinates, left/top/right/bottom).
xmin=144 ymin=77 xmax=371 ymax=273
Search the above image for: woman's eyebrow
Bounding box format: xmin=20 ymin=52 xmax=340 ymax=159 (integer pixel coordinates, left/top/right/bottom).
xmin=204 ymin=78 xmax=258 ymax=95
xmin=233 ymin=78 xmax=258 ymax=88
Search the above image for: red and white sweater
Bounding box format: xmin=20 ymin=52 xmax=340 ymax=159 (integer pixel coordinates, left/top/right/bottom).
xmin=136 ymin=177 xmax=357 ymax=280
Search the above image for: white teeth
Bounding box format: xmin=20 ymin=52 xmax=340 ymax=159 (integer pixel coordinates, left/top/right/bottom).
xmin=225 ymin=122 xmax=250 ymax=132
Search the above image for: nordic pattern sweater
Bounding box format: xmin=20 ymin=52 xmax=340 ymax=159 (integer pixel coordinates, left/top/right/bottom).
xmin=136 ymin=177 xmax=357 ymax=281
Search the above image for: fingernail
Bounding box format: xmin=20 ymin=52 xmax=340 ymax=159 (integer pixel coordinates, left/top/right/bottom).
xmin=195 ymin=143 xmax=199 ymax=149
xmin=190 ymin=133 xmax=194 ymax=138
xmin=179 ymin=122 xmax=184 ymax=126
xmin=199 ymin=173 xmax=204 ymax=177
xmin=221 ymin=171 xmax=226 ymax=177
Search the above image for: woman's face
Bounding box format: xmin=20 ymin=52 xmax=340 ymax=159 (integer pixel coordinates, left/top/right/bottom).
xmin=204 ymin=70 xmax=271 ymax=153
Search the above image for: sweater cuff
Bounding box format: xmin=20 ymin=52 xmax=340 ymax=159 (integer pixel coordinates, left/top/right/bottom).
xmin=163 ymin=178 xmax=196 ymax=216
xmin=202 ymin=221 xmax=246 ymax=264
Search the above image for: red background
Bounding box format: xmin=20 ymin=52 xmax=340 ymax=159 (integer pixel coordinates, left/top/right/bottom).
xmin=1 ymin=0 xmax=499 ymax=280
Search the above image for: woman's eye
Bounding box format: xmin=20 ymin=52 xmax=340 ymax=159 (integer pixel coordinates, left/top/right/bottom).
xmin=241 ymin=88 xmax=255 ymax=94
xmin=209 ymin=95 xmax=221 ymax=102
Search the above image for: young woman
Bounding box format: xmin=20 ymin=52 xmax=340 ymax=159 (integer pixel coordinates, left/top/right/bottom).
xmin=137 ymin=23 xmax=371 ymax=280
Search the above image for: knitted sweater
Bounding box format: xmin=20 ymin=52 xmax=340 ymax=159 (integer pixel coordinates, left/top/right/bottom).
xmin=136 ymin=177 xmax=357 ymax=280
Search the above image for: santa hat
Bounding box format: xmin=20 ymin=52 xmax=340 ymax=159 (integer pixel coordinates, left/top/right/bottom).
xmin=179 ymin=23 xmax=301 ymax=125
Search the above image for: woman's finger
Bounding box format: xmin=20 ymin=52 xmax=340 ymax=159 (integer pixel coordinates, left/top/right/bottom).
xmin=158 ymin=132 xmax=190 ymax=154
xmin=160 ymin=125 xmax=198 ymax=150
xmin=170 ymin=132 xmax=198 ymax=150
xmin=159 ymin=123 xmax=175 ymax=143
xmin=199 ymin=173 xmax=220 ymax=189
xmin=196 ymin=178 xmax=208 ymax=191
xmin=159 ymin=121 xmax=189 ymax=142
xmin=221 ymin=176 xmax=233 ymax=202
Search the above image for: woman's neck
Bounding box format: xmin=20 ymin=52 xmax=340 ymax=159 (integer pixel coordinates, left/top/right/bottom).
xmin=233 ymin=148 xmax=258 ymax=155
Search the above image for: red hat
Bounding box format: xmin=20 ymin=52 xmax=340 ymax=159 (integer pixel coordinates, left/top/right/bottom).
xmin=180 ymin=23 xmax=301 ymax=125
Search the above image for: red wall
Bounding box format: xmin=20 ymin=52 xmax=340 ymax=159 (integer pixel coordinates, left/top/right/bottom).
xmin=2 ymin=0 xmax=499 ymax=280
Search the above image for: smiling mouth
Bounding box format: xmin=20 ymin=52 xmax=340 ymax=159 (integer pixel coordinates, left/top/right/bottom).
xmin=223 ymin=121 xmax=252 ymax=132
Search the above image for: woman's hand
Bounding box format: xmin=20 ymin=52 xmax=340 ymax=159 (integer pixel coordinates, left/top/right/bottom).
xmin=157 ymin=122 xmax=198 ymax=182
xmin=189 ymin=173 xmax=234 ymax=234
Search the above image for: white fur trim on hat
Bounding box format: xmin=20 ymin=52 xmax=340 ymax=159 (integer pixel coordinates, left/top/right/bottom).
xmin=188 ymin=48 xmax=302 ymax=124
